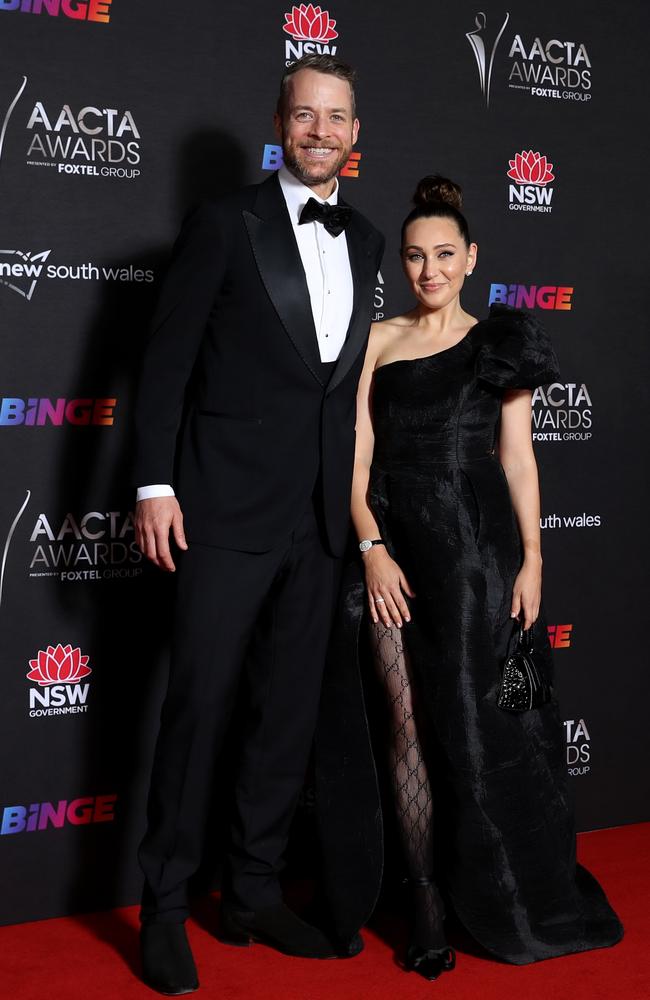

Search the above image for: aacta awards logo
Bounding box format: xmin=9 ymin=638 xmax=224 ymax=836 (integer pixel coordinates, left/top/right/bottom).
xmin=26 ymin=643 xmax=92 ymax=719
xmin=465 ymin=12 xmax=592 ymax=105
xmin=283 ymin=4 xmax=339 ymax=64
xmin=532 ymin=383 xmax=592 ymax=443
xmin=507 ymin=150 xmax=555 ymax=213
xmin=28 ymin=509 xmax=143 ymax=582
xmin=6 ymin=79 xmax=142 ymax=180
xmin=0 ymin=1 xmax=112 ymax=24
xmin=565 ymin=718 xmax=591 ymax=777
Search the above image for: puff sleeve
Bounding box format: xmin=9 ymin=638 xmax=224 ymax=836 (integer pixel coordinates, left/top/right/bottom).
xmin=475 ymin=304 xmax=560 ymax=390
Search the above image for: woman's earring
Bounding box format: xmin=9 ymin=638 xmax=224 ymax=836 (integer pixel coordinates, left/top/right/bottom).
xmin=465 ymin=271 xmax=473 ymax=277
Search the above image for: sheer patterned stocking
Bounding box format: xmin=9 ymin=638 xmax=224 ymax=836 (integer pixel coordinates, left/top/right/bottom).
xmin=370 ymin=622 xmax=447 ymax=952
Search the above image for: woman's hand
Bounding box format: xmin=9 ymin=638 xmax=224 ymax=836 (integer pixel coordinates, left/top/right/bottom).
xmin=363 ymin=547 xmax=415 ymax=628
xmin=510 ymin=554 xmax=542 ymax=631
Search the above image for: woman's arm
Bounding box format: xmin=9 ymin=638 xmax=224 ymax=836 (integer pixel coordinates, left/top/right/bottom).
xmin=498 ymin=389 xmax=542 ymax=630
xmin=352 ymin=328 xmax=414 ymax=628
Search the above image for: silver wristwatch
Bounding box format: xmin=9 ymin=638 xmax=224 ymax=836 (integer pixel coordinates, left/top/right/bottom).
xmin=359 ymin=538 xmax=385 ymax=553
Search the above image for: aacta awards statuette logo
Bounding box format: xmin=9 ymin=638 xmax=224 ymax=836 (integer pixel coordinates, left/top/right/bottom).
xmin=283 ymin=4 xmax=338 ymax=64
xmin=26 ymin=643 xmax=92 ymax=719
xmin=507 ymin=150 xmax=555 ymax=213
xmin=465 ymin=11 xmax=510 ymax=107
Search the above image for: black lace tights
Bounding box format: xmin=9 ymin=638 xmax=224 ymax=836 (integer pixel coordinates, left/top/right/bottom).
xmin=370 ymin=623 xmax=447 ymax=952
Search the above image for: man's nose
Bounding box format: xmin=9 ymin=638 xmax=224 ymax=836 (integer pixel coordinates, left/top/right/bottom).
xmin=308 ymin=115 xmax=329 ymax=138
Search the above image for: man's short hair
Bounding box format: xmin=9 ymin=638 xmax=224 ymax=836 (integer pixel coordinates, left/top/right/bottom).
xmin=277 ymin=55 xmax=357 ymax=119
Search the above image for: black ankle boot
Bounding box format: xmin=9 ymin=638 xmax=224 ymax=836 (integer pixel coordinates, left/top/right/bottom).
xmin=140 ymin=922 xmax=199 ymax=995
xmin=403 ymin=876 xmax=456 ymax=982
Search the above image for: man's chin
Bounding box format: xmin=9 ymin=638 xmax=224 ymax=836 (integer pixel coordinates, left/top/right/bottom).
xmin=285 ymin=154 xmax=348 ymax=188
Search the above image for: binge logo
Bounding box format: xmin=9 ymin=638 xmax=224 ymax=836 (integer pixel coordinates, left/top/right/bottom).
xmin=488 ymin=284 xmax=573 ymax=310
xmin=27 ymin=643 xmax=92 ymax=718
xmin=0 ymin=1 xmax=112 ymax=24
xmin=0 ymin=398 xmax=117 ymax=426
xmin=261 ymin=144 xmax=361 ymax=178
xmin=507 ymin=150 xmax=555 ymax=213
xmin=283 ymin=4 xmax=338 ymax=64
xmin=565 ymin=719 xmax=590 ymax=776
xmin=28 ymin=509 xmax=143 ymax=582
xmin=1 ymin=795 xmax=117 ymax=835
xmin=547 ymin=624 xmax=573 ymax=649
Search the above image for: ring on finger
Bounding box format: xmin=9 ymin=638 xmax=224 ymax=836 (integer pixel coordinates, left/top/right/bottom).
xmin=375 ymin=597 xmax=385 ymax=604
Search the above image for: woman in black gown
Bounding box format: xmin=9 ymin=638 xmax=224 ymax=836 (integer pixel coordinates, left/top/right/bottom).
xmin=315 ymin=175 xmax=622 ymax=980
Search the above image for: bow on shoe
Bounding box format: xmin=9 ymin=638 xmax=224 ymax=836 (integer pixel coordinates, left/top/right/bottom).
xmin=299 ymin=198 xmax=352 ymax=237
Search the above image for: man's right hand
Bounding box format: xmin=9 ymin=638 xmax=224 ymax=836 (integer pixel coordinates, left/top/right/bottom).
xmin=134 ymin=496 xmax=188 ymax=572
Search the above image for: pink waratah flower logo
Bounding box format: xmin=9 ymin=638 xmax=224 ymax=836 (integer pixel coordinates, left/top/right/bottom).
xmin=283 ymin=4 xmax=338 ymax=42
xmin=26 ymin=644 xmax=92 ymax=687
xmin=507 ymin=150 xmax=555 ymax=186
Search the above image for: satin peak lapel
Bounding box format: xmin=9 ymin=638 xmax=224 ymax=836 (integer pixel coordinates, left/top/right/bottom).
xmin=327 ymin=211 xmax=377 ymax=395
xmin=243 ymin=175 xmax=324 ymax=385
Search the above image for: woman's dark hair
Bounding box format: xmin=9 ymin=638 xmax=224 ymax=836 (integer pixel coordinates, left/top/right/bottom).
xmin=401 ymin=175 xmax=471 ymax=249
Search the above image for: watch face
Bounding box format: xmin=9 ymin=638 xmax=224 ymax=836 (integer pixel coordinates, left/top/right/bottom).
xmin=359 ymin=539 xmax=372 ymax=552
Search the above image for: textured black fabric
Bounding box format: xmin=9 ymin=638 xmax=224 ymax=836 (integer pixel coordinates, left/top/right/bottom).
xmin=316 ymin=304 xmax=623 ymax=964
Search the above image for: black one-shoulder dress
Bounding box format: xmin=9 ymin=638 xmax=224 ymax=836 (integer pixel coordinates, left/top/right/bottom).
xmin=315 ymin=304 xmax=623 ymax=964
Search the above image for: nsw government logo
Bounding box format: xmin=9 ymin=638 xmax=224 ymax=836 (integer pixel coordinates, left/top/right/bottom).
xmin=283 ymin=4 xmax=339 ymax=64
xmin=507 ymin=150 xmax=555 ymax=213
xmin=0 ymin=248 xmax=154 ymax=302
xmin=27 ymin=643 xmax=91 ymax=719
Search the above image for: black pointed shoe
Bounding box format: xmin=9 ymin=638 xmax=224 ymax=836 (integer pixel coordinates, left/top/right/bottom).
xmin=219 ymin=901 xmax=337 ymax=958
xmin=140 ymin=922 xmax=199 ymax=995
xmin=405 ymin=944 xmax=456 ymax=981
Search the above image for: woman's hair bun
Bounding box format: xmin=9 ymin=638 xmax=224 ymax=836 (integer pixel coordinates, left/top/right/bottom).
xmin=413 ymin=174 xmax=463 ymax=211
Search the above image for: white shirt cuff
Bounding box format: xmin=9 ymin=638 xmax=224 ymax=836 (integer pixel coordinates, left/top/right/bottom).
xmin=136 ymin=484 xmax=175 ymax=501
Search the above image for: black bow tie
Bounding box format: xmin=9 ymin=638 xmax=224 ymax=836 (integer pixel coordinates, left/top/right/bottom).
xmin=298 ymin=198 xmax=352 ymax=238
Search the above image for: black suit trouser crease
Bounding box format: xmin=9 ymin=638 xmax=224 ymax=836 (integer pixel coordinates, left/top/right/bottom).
xmin=138 ymin=501 xmax=338 ymax=922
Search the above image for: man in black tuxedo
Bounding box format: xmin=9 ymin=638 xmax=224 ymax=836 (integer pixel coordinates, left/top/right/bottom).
xmin=133 ymin=54 xmax=383 ymax=994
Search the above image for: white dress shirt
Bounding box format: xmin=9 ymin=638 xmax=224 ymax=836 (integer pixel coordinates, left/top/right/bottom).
xmin=137 ymin=165 xmax=354 ymax=503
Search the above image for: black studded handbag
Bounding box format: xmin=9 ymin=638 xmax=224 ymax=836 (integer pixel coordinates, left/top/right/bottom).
xmin=497 ymin=626 xmax=551 ymax=712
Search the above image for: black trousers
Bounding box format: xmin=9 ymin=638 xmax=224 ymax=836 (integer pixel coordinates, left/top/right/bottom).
xmin=139 ymin=501 xmax=338 ymax=922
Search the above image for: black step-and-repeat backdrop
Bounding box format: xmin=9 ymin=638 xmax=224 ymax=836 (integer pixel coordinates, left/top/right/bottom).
xmin=1 ymin=1 xmax=649 ymax=925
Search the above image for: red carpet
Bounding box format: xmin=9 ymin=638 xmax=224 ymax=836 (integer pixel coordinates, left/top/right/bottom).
xmin=3 ymin=823 xmax=649 ymax=1000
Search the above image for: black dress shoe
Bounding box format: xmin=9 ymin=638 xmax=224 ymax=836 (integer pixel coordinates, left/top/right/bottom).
xmin=140 ymin=922 xmax=199 ymax=995
xmin=219 ymin=901 xmax=337 ymax=958
xmin=404 ymin=945 xmax=456 ymax=982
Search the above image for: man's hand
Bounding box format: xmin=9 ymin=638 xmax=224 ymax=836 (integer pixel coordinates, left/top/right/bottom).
xmin=134 ymin=496 xmax=188 ymax=572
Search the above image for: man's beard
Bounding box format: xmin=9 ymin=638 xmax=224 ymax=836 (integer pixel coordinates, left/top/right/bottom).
xmin=283 ymin=145 xmax=350 ymax=188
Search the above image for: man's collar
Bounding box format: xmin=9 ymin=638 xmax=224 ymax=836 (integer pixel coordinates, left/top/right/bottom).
xmin=278 ymin=164 xmax=339 ymax=224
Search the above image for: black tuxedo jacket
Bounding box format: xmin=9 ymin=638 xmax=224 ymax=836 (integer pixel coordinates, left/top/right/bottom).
xmin=133 ymin=172 xmax=384 ymax=556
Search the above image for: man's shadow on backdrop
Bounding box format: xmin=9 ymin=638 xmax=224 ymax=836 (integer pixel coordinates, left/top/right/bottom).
xmin=51 ymin=130 xmax=249 ymax=970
